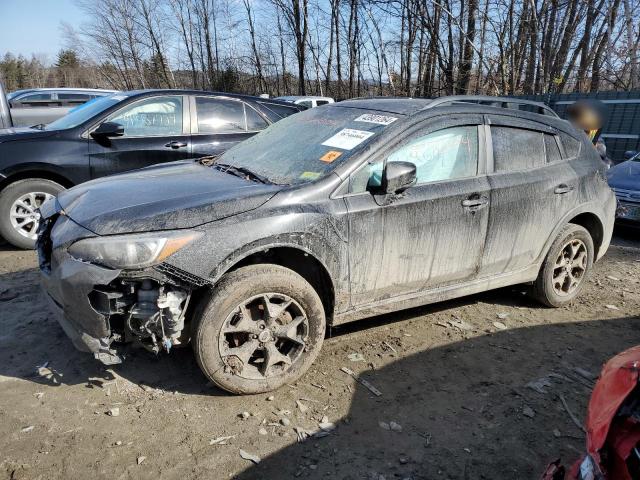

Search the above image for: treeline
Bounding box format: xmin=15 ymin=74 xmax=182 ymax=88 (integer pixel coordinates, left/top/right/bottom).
xmin=2 ymin=0 xmax=639 ymax=98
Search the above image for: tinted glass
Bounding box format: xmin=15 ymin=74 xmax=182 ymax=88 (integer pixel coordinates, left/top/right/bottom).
xmin=298 ymin=100 xmax=313 ymax=108
xmin=257 ymin=101 xmax=300 ymax=118
xmin=492 ymin=126 xmax=545 ymax=172
xmin=58 ymin=93 xmax=91 ymax=101
xmin=316 ymin=100 xmax=329 ymax=106
xmin=544 ymin=134 xmax=562 ymax=162
xmin=245 ymin=104 xmax=268 ymax=131
xmin=217 ymin=105 xmax=396 ymax=185
xmin=108 ymin=96 xmax=183 ymax=136
xmin=196 ymin=97 xmax=245 ymax=133
xmin=17 ymin=93 xmax=53 ymax=102
xmin=388 ymin=126 xmax=478 ymax=184
xmin=559 ymin=132 xmax=581 ymax=159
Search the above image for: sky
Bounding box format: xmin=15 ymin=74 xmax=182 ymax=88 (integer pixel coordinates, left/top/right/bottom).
xmin=0 ymin=0 xmax=85 ymax=61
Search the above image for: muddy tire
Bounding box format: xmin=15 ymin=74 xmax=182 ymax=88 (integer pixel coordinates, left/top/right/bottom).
xmin=0 ymin=178 xmax=64 ymax=250
xmin=532 ymin=223 xmax=594 ymax=307
xmin=193 ymin=264 xmax=326 ymax=395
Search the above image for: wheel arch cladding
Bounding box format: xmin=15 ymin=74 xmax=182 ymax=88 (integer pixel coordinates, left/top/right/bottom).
xmin=568 ymin=212 xmax=604 ymax=259
xmin=218 ymin=246 xmax=336 ymax=324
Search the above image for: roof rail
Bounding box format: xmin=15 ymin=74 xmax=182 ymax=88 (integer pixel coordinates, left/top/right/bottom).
xmin=425 ymin=95 xmax=559 ymax=118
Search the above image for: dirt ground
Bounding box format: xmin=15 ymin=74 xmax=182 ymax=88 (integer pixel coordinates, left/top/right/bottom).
xmin=0 ymin=227 xmax=639 ymax=480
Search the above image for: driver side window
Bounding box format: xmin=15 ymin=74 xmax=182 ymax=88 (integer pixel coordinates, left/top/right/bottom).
xmin=348 ymin=125 xmax=479 ymax=193
xmin=389 ymin=126 xmax=478 ymax=183
xmin=107 ymin=96 xmax=183 ymax=137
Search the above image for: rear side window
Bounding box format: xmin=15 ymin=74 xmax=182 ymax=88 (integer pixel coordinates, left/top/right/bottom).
xmin=491 ymin=126 xmax=545 ymax=172
xmin=196 ymin=97 xmax=245 ymax=134
xmin=58 ymin=93 xmax=90 ymax=101
xmin=316 ymin=100 xmax=329 ymax=106
xmin=544 ymin=134 xmax=562 ymax=163
xmin=257 ymin=101 xmax=300 ymax=118
xmin=559 ymin=132 xmax=581 ymax=159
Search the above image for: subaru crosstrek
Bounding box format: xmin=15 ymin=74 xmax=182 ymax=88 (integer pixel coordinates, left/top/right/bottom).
xmin=38 ymin=96 xmax=616 ymax=394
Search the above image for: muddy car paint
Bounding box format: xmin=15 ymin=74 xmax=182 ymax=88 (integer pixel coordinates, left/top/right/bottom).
xmin=38 ymin=99 xmax=616 ymax=376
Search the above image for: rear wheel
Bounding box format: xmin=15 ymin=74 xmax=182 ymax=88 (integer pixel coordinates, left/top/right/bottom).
xmin=193 ymin=264 xmax=326 ymax=394
xmin=0 ymin=178 xmax=64 ymax=249
xmin=532 ymin=224 xmax=594 ymax=307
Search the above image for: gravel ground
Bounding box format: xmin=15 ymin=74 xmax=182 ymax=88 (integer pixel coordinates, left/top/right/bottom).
xmin=0 ymin=226 xmax=639 ymax=480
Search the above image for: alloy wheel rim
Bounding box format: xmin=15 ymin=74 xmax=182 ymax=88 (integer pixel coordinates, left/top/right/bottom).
xmin=552 ymin=239 xmax=588 ymax=296
xmin=219 ymin=293 xmax=309 ymax=380
xmin=9 ymin=192 xmax=54 ymax=240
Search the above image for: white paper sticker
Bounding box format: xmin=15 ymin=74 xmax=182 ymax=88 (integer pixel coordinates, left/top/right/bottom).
xmin=321 ymin=129 xmax=375 ymax=150
xmin=354 ymin=113 xmax=398 ymax=125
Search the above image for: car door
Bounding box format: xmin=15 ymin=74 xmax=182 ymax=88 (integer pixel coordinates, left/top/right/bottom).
xmin=190 ymin=96 xmax=269 ymax=157
xmin=344 ymin=115 xmax=490 ymax=307
xmin=87 ymin=94 xmax=191 ymax=178
xmin=479 ymin=115 xmax=579 ymax=276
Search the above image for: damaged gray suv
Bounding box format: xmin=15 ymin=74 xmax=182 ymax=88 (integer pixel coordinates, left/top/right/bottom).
xmin=38 ymin=96 xmax=615 ymax=394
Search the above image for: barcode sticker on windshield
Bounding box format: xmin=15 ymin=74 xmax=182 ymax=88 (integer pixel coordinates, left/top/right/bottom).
xmin=354 ymin=114 xmax=397 ymax=125
xmin=321 ymin=129 xmax=375 ymax=150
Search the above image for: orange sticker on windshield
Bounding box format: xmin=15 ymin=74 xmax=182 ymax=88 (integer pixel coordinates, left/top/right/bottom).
xmin=320 ymin=150 xmax=342 ymax=163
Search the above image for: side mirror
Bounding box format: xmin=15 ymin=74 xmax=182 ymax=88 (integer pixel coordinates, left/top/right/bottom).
xmin=624 ymin=150 xmax=638 ymax=160
xmin=91 ymin=121 xmax=124 ymax=139
xmin=382 ymin=161 xmax=417 ymax=194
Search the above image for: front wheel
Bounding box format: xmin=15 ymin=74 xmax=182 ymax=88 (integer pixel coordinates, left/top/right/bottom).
xmin=193 ymin=264 xmax=326 ymax=394
xmin=0 ymin=178 xmax=64 ymax=249
xmin=532 ymin=223 xmax=594 ymax=307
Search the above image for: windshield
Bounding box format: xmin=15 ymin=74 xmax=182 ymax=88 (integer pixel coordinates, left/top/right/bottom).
xmin=217 ymin=105 xmax=401 ymax=185
xmin=45 ymin=94 xmax=130 ymax=130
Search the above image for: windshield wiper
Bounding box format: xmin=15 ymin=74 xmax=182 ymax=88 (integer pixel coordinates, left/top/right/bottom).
xmin=29 ymin=124 xmax=46 ymax=130
xmin=212 ymin=162 xmax=273 ymax=184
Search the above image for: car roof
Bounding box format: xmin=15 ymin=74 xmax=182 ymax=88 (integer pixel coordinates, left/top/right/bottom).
xmin=126 ymin=89 xmax=302 ymax=108
xmin=276 ymin=96 xmax=334 ymax=101
xmin=335 ymin=95 xmax=560 ymax=122
xmin=12 ymin=88 xmax=117 ymax=94
xmin=334 ymin=97 xmax=433 ymax=115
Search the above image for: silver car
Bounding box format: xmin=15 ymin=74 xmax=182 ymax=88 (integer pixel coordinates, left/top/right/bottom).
xmin=7 ymin=88 xmax=117 ymax=126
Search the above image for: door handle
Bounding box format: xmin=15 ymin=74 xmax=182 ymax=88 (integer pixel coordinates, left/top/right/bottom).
xmin=554 ymin=184 xmax=574 ymax=194
xmin=462 ymin=197 xmax=489 ymax=208
xmin=165 ymin=141 xmax=188 ymax=149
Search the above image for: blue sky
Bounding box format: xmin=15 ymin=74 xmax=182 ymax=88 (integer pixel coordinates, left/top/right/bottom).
xmin=0 ymin=0 xmax=85 ymax=61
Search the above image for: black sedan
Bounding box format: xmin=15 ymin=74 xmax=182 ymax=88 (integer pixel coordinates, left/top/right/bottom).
xmin=0 ymin=90 xmax=304 ymax=248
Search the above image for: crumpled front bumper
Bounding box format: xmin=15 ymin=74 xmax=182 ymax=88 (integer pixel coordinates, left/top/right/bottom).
xmin=41 ymin=248 xmax=121 ymax=355
xmin=38 ymin=204 xmax=123 ymax=363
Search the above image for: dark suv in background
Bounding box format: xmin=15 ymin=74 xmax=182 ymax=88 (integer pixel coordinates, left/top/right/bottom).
xmin=38 ymin=95 xmax=615 ymax=395
xmin=0 ymin=89 xmax=303 ymax=248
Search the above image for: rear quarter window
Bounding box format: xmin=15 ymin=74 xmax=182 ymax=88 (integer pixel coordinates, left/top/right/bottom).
xmin=559 ymin=132 xmax=581 ymax=159
xmin=491 ymin=126 xmax=545 ymax=172
xmin=544 ymin=134 xmax=562 ymax=163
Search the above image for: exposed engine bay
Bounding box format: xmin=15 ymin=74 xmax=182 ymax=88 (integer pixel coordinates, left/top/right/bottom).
xmin=89 ymin=275 xmax=194 ymax=363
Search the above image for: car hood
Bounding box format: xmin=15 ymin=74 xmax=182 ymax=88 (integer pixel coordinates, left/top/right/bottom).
xmin=608 ymin=160 xmax=640 ymax=192
xmin=0 ymin=126 xmax=57 ymax=143
xmin=57 ymin=160 xmax=282 ymax=235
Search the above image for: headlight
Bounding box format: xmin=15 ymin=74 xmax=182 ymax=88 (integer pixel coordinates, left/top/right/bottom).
xmin=68 ymin=231 xmax=201 ymax=269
